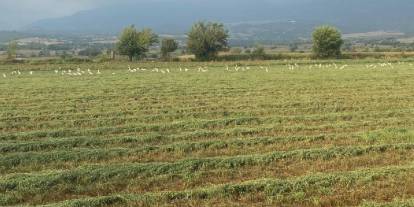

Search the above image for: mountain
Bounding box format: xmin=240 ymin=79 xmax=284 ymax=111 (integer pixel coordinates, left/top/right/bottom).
xmin=27 ymin=0 xmax=414 ymax=42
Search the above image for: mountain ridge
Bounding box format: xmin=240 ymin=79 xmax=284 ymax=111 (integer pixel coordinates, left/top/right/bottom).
xmin=25 ymin=0 xmax=414 ymax=41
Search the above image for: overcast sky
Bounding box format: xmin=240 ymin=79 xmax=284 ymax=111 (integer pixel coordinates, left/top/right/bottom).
xmin=0 ymin=0 xmax=121 ymax=30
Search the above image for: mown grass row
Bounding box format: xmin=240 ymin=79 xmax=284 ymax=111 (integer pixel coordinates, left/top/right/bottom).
xmin=3 ymin=92 xmax=412 ymax=119
xmin=32 ymin=164 xmax=414 ymax=207
xmin=0 ymin=134 xmax=368 ymax=173
xmin=1 ymin=101 xmax=411 ymax=127
xmin=2 ymin=116 xmax=412 ymax=145
xmin=2 ymin=143 xmax=414 ymax=205
xmin=0 ymin=127 xmax=411 ymax=174
xmin=2 ymin=106 xmax=412 ymax=133
xmin=3 ymin=100 xmax=411 ymax=132
xmin=0 ymin=128 xmax=414 ymax=169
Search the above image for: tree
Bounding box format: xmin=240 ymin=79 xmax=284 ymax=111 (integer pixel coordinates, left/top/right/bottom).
xmin=187 ymin=21 xmax=229 ymax=61
xmin=251 ymin=46 xmax=266 ymax=59
xmin=117 ymin=25 xmax=158 ymax=61
xmin=161 ymin=38 xmax=178 ymax=59
xmin=7 ymin=41 xmax=17 ymax=59
xmin=312 ymin=26 xmax=344 ymax=58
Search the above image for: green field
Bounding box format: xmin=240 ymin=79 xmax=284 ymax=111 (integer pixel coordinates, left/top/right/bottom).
xmin=1 ymin=60 xmax=414 ymax=206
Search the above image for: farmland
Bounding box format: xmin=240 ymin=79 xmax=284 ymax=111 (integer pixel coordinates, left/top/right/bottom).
xmin=0 ymin=60 xmax=414 ymax=206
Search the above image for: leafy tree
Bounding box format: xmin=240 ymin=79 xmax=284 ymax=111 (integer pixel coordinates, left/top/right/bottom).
xmin=251 ymin=46 xmax=266 ymax=59
xmin=7 ymin=41 xmax=17 ymax=59
xmin=312 ymin=26 xmax=344 ymax=58
xmin=161 ymin=38 xmax=178 ymax=59
xmin=117 ymin=25 xmax=158 ymax=61
xmin=187 ymin=21 xmax=229 ymax=61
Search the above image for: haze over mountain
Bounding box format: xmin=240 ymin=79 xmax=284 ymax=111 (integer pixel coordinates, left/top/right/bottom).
xmin=6 ymin=0 xmax=414 ymax=42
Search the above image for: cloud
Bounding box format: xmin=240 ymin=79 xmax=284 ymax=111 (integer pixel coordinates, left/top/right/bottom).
xmin=0 ymin=0 xmax=120 ymax=30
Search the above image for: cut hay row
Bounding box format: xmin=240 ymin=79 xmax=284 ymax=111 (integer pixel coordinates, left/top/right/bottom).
xmin=33 ymin=164 xmax=414 ymax=207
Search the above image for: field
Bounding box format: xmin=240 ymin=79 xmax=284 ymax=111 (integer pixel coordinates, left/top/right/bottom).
xmin=0 ymin=60 xmax=414 ymax=206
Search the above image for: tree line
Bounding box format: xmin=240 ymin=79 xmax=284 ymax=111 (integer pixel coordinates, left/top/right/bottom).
xmin=117 ymin=21 xmax=343 ymax=61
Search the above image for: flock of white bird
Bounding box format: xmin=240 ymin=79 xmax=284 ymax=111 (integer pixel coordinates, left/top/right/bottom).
xmin=54 ymin=67 xmax=101 ymax=76
xmin=0 ymin=61 xmax=404 ymax=79
xmin=286 ymin=61 xmax=402 ymax=70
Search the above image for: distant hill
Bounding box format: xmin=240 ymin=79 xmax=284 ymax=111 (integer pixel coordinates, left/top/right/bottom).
xmin=0 ymin=31 xmax=33 ymax=43
xmin=26 ymin=0 xmax=414 ymax=42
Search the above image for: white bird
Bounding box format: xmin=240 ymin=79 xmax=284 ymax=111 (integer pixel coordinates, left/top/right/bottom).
xmin=2 ymin=73 xmax=6 ymax=78
xmin=55 ymin=70 xmax=59 ymax=74
xmin=166 ymin=69 xmax=170 ymax=73
xmin=17 ymin=70 xmax=21 ymax=75
xmin=29 ymin=71 xmax=33 ymax=75
xmin=339 ymin=65 xmax=348 ymax=70
xmin=97 ymin=70 xmax=101 ymax=75
xmin=265 ymin=67 xmax=269 ymax=72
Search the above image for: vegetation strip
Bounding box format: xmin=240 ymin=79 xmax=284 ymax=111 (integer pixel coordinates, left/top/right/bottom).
xmin=1 ymin=143 xmax=414 ymax=192
xmin=35 ymin=164 xmax=414 ymax=207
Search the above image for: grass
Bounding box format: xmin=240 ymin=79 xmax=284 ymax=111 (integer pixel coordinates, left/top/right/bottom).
xmin=0 ymin=59 xmax=413 ymax=206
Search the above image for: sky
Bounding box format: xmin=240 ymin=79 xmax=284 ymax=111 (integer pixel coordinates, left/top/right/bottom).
xmin=0 ymin=0 xmax=120 ymax=30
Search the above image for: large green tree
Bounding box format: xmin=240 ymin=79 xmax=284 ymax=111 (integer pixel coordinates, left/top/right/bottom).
xmin=312 ymin=26 xmax=344 ymax=58
xmin=117 ymin=25 xmax=158 ymax=61
xmin=161 ymin=38 xmax=178 ymax=59
xmin=187 ymin=22 xmax=229 ymax=61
